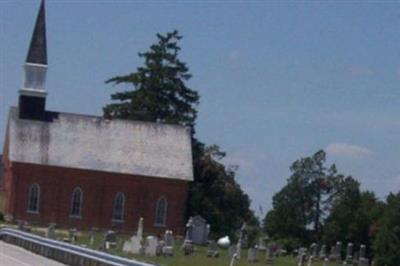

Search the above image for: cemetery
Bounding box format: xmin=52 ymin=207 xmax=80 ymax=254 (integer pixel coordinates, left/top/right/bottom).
xmin=0 ymin=217 xmax=377 ymax=266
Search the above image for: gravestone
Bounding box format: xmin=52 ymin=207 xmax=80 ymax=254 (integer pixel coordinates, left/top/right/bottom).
xmin=88 ymin=230 xmax=95 ymax=246
xmin=137 ymin=217 xmax=143 ymax=239
xmin=129 ymin=236 xmax=143 ymax=254
xmin=182 ymin=218 xmax=194 ymax=255
xmin=323 ymin=257 xmax=329 ymax=266
xmin=298 ymin=252 xmax=306 ymax=266
xmin=298 ymin=248 xmax=307 ymax=260
xmin=123 ymin=218 xmax=144 ymax=254
xmin=104 ymin=230 xmax=117 ymax=249
xmin=191 ymin=215 xmax=209 ymax=245
xmin=358 ymin=244 xmax=369 ymax=266
xmin=330 ymin=241 xmax=341 ymax=263
xmin=185 ymin=217 xmax=194 ymax=241
xmin=156 ymin=240 xmax=163 ymax=256
xmin=329 ymin=246 xmax=335 ymax=260
xmin=344 ymin=242 xmax=353 ymax=265
xmin=266 ymin=244 xmax=274 ymax=265
xmin=309 ymin=243 xmax=318 ymax=261
xmin=18 ymin=220 xmax=31 ymax=232
xmin=46 ymin=223 xmax=56 ymax=239
xmin=182 ymin=239 xmax=194 ymax=255
xmin=162 ymin=230 xmax=174 ymax=256
xmin=319 ymin=244 xmax=327 ymax=260
xmin=247 ymin=247 xmax=258 ymax=263
xmin=335 ymin=241 xmax=342 ymax=263
xmin=145 ymin=236 xmax=158 ymax=256
xmin=68 ymin=228 xmax=78 ymax=244
xmin=207 ymin=240 xmax=219 ymax=258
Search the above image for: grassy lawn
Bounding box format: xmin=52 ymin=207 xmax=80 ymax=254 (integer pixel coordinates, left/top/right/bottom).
xmin=0 ymin=222 xmax=326 ymax=266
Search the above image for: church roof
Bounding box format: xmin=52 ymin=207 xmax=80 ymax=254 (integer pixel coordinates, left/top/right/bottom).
xmin=6 ymin=107 xmax=193 ymax=181
xmin=26 ymin=0 xmax=47 ymax=65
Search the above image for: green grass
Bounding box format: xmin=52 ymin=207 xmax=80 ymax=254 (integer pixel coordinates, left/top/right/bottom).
xmin=0 ymin=222 xmax=326 ymax=266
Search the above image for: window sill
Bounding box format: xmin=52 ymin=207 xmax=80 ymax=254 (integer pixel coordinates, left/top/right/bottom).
xmin=154 ymin=223 xmax=166 ymax=227
xmin=26 ymin=210 xmax=39 ymax=214
xmin=69 ymin=215 xmax=82 ymax=219
xmin=112 ymin=219 xmax=124 ymax=223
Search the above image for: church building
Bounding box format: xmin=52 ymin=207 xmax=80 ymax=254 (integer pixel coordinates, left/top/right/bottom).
xmin=1 ymin=0 xmax=193 ymax=235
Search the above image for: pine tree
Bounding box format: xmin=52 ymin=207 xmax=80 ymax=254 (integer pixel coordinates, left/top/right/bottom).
xmin=104 ymin=30 xmax=199 ymax=129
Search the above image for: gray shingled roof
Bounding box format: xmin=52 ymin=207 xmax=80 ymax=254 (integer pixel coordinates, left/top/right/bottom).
xmin=7 ymin=107 xmax=193 ymax=181
xmin=26 ymin=0 xmax=47 ymax=65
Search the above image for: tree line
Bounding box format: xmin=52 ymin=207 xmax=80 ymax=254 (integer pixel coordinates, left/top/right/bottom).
xmin=263 ymin=150 xmax=400 ymax=266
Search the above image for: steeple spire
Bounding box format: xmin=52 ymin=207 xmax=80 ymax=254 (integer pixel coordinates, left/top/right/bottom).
xmin=26 ymin=0 xmax=47 ymax=65
xmin=19 ymin=0 xmax=49 ymax=121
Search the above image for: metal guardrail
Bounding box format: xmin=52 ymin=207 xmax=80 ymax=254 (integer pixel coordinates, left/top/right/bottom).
xmin=0 ymin=227 xmax=155 ymax=266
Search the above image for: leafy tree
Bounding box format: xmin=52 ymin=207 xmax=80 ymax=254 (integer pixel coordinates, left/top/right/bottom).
xmin=289 ymin=150 xmax=338 ymax=240
xmin=373 ymin=192 xmax=400 ymax=266
xmin=263 ymin=177 xmax=309 ymax=242
xmin=263 ymin=150 xmax=338 ymax=243
xmin=104 ymin=30 xmax=199 ymax=129
xmin=104 ymin=30 xmax=256 ymax=237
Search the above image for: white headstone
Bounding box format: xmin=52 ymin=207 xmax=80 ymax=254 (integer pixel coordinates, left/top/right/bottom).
xmin=145 ymin=236 xmax=158 ymax=256
xmin=162 ymin=230 xmax=174 ymax=256
xmin=137 ymin=217 xmax=144 ymax=240
xmin=358 ymin=245 xmax=369 ymax=266
xmin=345 ymin=242 xmax=353 ymax=264
xmin=46 ymin=224 xmax=56 ymax=239
xmin=319 ymin=244 xmax=327 ymax=260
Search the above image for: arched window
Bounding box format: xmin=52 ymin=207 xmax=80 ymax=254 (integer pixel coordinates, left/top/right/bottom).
xmin=70 ymin=187 xmax=83 ymax=218
xmin=27 ymin=183 xmax=40 ymax=213
xmin=112 ymin=192 xmax=125 ymax=222
xmin=155 ymin=197 xmax=167 ymax=226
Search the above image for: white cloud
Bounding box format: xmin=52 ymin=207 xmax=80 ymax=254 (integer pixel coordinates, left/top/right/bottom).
xmin=326 ymin=142 xmax=374 ymax=159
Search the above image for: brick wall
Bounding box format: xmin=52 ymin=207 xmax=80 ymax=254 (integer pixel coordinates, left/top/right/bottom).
xmin=6 ymin=162 xmax=189 ymax=235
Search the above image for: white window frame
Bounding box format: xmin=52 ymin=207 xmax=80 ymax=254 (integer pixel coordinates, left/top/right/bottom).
xmin=112 ymin=192 xmax=125 ymax=223
xmin=154 ymin=196 xmax=167 ymax=227
xmin=70 ymin=187 xmax=83 ymax=218
xmin=27 ymin=183 xmax=40 ymax=214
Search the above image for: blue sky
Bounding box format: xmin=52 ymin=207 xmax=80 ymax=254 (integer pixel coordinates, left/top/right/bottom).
xmin=1 ymin=1 xmax=399 ymax=217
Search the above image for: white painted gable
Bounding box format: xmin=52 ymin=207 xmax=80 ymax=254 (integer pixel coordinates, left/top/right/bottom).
xmin=7 ymin=107 xmax=193 ymax=181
